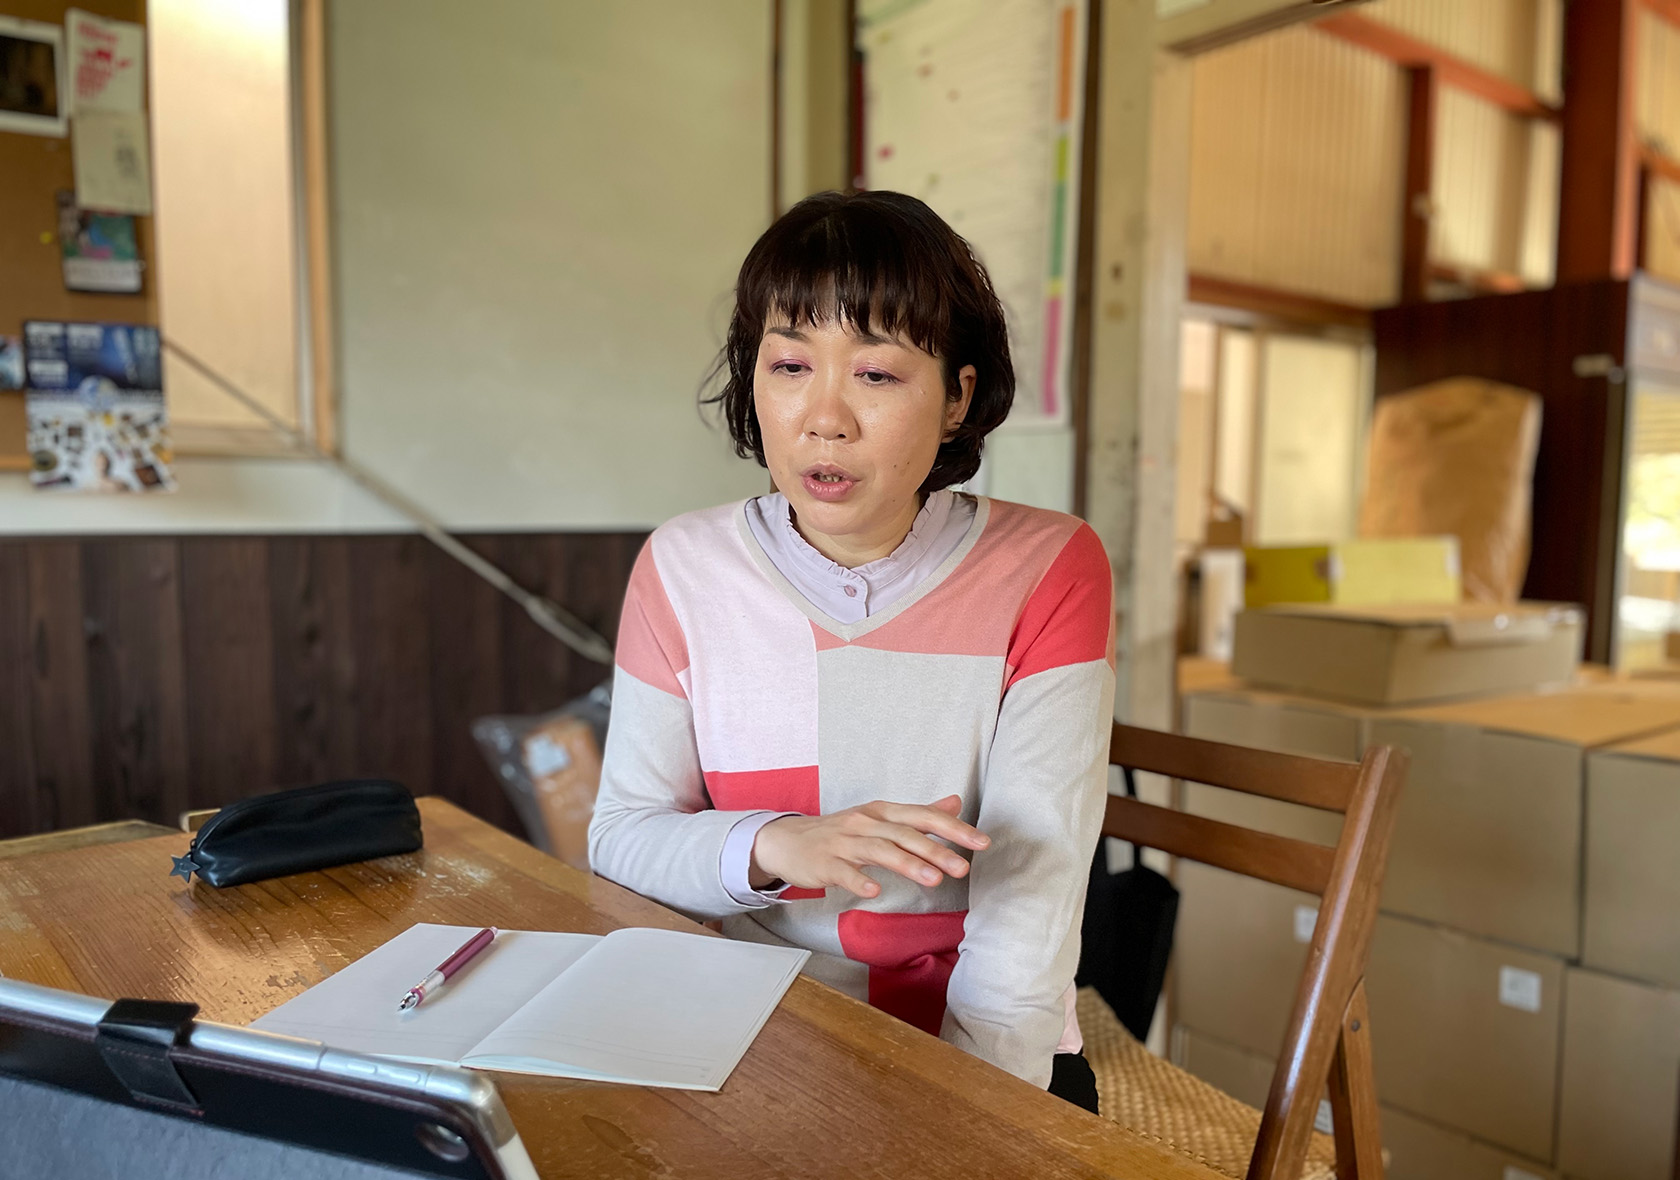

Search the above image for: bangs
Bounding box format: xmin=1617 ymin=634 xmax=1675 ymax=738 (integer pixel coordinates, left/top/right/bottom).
xmin=738 ymin=202 xmax=954 ymax=358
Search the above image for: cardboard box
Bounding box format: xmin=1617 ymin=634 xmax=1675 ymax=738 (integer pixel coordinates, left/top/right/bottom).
xmin=1183 ymin=685 xmax=1371 ymax=764
xmin=1175 ymin=871 xmax=1564 ymax=1160
xmin=1380 ymin=1105 xmax=1557 ymax=1180
xmin=1575 ymin=662 xmax=1619 ymax=685
xmin=1584 ymin=729 xmax=1680 ymax=986
xmin=1232 ymin=601 xmax=1583 ymax=706
xmin=1631 ymin=662 xmax=1680 ymax=682
xmin=1243 ymin=537 xmax=1462 ymax=609
xmin=1174 ymin=1026 xmax=1278 ymax=1110
xmin=1174 ymin=863 xmax=1314 ymax=1059
xmin=1180 ymin=685 xmax=1366 ymax=850
xmin=1370 ymin=687 xmax=1680 ymax=956
xmin=1177 ymin=656 xmax=1241 ymax=698
xmin=1173 ymin=1027 xmax=1334 ymax=1133
xmin=1173 ymin=1030 xmax=1560 ymax=1180
xmin=1365 ymin=914 xmax=1564 ymax=1162
xmin=1557 ymin=968 xmax=1680 ymax=1180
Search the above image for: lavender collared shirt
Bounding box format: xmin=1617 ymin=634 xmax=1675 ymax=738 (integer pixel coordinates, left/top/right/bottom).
xmin=716 ymin=489 xmax=978 ymax=906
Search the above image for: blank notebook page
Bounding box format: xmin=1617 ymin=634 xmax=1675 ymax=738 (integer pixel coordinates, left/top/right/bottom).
xmin=467 ymin=926 xmax=808 ymax=1090
xmin=251 ymin=924 xmax=599 ymax=1063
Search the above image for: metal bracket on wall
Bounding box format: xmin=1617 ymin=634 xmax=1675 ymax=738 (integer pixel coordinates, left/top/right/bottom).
xmin=1572 ymin=353 xmax=1627 ymax=384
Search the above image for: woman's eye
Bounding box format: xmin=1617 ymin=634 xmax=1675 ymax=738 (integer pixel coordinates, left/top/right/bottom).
xmin=857 ymin=370 xmax=898 ymax=385
xmin=771 ymin=361 xmax=808 ymax=376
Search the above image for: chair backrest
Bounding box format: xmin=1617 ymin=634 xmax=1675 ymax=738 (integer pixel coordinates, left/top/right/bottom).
xmin=1105 ymin=722 xmax=1408 ymax=1180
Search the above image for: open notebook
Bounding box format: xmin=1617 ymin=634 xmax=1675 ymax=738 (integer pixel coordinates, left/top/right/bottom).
xmin=251 ymin=923 xmax=809 ymax=1091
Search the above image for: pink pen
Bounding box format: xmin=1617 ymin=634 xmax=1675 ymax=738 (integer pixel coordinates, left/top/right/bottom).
xmin=398 ymin=927 xmax=498 ymax=1011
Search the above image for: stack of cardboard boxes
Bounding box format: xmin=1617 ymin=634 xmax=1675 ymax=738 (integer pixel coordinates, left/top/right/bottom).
xmin=1173 ymin=545 xmax=1680 ymax=1180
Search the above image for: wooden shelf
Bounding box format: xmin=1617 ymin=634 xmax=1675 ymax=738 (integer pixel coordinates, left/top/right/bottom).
xmin=1313 ymin=12 xmax=1559 ymax=121
xmin=1427 ymin=262 xmax=1530 ymax=295
xmin=1645 ymin=146 xmax=1680 ymax=188
xmin=1646 ymin=0 xmax=1680 ymax=30
xmin=1186 ymin=273 xmax=1372 ymax=330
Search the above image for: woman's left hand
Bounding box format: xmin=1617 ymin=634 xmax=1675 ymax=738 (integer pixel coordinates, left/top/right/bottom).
xmin=748 ymin=794 xmax=989 ymax=898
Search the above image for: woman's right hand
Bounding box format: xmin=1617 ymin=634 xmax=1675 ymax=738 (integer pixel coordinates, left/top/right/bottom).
xmin=749 ymin=795 xmax=990 ymax=898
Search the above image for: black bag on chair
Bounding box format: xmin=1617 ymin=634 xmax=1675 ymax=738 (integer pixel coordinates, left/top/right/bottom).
xmin=1075 ymin=765 xmax=1179 ymax=1042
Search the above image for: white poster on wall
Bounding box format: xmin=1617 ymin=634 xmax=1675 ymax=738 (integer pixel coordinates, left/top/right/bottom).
xmin=66 ymin=8 xmax=145 ymax=113
xmin=860 ymin=0 xmax=1085 ymax=428
xmin=73 ymin=109 xmax=153 ymax=214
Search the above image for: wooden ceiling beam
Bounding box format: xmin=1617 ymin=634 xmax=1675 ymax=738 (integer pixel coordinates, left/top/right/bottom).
xmin=1313 ymin=12 xmax=1559 ymax=121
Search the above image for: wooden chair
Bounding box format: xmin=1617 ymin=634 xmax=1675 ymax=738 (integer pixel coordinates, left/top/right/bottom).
xmin=1086 ymin=722 xmax=1408 ymax=1180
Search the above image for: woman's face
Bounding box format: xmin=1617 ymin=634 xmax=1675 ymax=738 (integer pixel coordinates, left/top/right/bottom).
xmin=753 ymin=316 xmax=975 ymax=566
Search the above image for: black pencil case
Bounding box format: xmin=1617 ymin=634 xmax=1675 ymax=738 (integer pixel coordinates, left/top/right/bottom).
xmin=170 ymin=779 xmax=423 ymax=888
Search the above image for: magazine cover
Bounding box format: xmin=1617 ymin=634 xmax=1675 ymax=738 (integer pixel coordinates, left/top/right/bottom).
xmin=57 ymin=190 xmax=142 ymax=293
xmin=24 ymin=320 xmax=174 ymax=492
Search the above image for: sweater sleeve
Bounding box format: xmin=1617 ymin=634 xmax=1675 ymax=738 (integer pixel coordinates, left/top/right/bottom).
xmin=939 ymin=523 xmax=1116 ymax=1087
xmin=588 ymin=538 xmax=789 ymax=922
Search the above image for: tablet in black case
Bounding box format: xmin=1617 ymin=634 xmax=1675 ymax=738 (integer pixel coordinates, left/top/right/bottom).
xmin=0 ymin=977 xmax=538 ymax=1180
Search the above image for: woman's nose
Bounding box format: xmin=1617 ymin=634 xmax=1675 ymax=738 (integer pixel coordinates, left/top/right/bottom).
xmin=802 ymin=373 xmax=858 ymax=441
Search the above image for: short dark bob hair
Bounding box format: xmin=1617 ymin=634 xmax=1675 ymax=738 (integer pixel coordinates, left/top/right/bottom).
xmin=704 ymin=190 xmax=1014 ymax=495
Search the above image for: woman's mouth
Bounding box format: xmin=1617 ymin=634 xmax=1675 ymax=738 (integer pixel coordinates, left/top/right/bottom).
xmin=801 ymin=466 xmax=858 ymax=502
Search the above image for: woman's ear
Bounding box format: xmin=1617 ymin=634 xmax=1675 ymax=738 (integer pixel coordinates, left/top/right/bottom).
xmin=945 ymin=364 xmax=978 ymax=439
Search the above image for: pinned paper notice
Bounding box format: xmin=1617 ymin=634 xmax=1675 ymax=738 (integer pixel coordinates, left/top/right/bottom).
xmin=1293 ymin=904 xmax=1318 ymax=944
xmin=72 ymin=109 xmax=152 ymax=214
xmin=66 ymin=9 xmax=144 ymax=113
xmin=1498 ymin=966 xmax=1543 ymax=1013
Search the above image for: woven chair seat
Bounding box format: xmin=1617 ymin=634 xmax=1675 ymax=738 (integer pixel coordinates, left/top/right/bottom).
xmin=1078 ymin=988 xmax=1339 ymax=1180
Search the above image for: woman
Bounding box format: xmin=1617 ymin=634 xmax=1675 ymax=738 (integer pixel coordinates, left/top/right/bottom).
xmin=588 ymin=190 xmax=1114 ymax=1112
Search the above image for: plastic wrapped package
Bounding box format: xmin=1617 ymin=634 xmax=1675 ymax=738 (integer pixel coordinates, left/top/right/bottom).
xmin=1358 ymin=377 xmax=1542 ymax=603
xmin=472 ymin=682 xmax=610 ymax=870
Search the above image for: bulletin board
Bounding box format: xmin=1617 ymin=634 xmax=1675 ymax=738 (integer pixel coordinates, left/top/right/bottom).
xmin=859 ymin=0 xmax=1085 ymax=427
xmin=0 ymin=0 xmax=154 ymax=470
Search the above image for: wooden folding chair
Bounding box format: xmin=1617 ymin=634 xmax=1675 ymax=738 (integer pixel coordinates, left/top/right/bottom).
xmin=1084 ymin=722 xmax=1408 ymax=1180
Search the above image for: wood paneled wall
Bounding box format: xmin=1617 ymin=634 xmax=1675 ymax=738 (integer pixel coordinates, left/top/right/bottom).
xmin=1187 ymin=25 xmax=1407 ymax=307
xmin=1637 ymin=8 xmax=1680 ymax=152
xmin=1638 ymin=11 xmax=1680 ymax=286
xmin=0 ymin=531 xmax=644 ymax=842
xmin=1432 ymin=86 xmax=1560 ymax=285
xmin=1364 ymin=0 xmax=1562 ymax=98
xmin=1185 ymin=0 xmax=1562 ymax=305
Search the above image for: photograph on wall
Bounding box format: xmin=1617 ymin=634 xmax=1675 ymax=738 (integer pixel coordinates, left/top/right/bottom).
xmin=0 ymin=15 xmax=67 ymax=136
xmin=56 ymin=190 xmax=142 ymax=293
xmin=0 ymin=335 xmax=22 ymax=391
xmin=24 ymin=320 xmax=174 ymax=493
xmin=65 ymin=8 xmax=144 ymax=114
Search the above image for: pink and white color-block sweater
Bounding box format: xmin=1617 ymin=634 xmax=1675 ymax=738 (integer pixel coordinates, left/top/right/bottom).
xmin=588 ymin=495 xmax=1117 ymax=1087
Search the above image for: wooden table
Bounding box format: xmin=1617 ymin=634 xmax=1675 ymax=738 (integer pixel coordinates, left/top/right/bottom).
xmin=0 ymin=797 xmax=1220 ymax=1180
xmin=0 ymin=819 xmax=175 ymax=860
